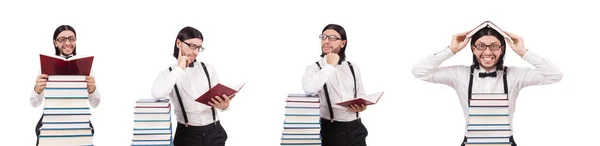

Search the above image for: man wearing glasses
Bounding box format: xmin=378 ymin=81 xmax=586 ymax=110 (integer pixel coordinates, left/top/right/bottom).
xmin=31 ymin=25 xmax=100 ymax=145
xmin=412 ymin=27 xmax=562 ymax=146
xmin=152 ymin=26 xmax=232 ymax=146
xmin=302 ymin=24 xmax=369 ymax=146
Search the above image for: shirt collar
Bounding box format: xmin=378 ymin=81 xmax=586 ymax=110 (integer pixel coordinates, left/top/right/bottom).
xmin=477 ymin=65 xmax=498 ymax=73
xmin=59 ymin=54 xmax=74 ymax=59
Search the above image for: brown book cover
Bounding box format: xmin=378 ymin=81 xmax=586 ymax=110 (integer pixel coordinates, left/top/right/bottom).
xmin=335 ymin=91 xmax=384 ymax=107
xmin=195 ymin=83 xmax=245 ymax=106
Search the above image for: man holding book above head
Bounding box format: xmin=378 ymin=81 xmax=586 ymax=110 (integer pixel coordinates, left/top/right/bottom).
xmin=303 ymin=24 xmax=381 ymax=146
xmin=151 ymin=26 xmax=233 ymax=146
xmin=30 ymin=25 xmax=100 ymax=145
xmin=412 ymin=21 xmax=563 ymax=146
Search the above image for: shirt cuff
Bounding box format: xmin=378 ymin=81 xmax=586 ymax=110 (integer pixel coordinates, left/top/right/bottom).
xmin=321 ymin=63 xmax=336 ymax=75
xmin=170 ymin=66 xmax=186 ymax=82
xmin=218 ymin=105 xmax=230 ymax=112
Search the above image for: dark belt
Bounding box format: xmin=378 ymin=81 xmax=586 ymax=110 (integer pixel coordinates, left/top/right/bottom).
xmin=177 ymin=121 xmax=221 ymax=132
xmin=320 ymin=118 xmax=362 ymax=130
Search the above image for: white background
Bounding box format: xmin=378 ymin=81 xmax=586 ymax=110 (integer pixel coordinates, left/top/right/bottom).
xmin=1 ymin=0 xmax=599 ymax=145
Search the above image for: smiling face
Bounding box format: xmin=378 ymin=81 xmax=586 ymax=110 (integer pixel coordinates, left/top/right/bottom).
xmin=472 ymin=35 xmax=504 ymax=71
xmin=54 ymin=30 xmax=76 ymax=56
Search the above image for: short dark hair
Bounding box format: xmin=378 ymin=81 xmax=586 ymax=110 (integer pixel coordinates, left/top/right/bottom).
xmin=53 ymin=25 xmax=77 ymax=56
xmin=320 ymin=24 xmax=347 ymax=61
xmin=470 ymin=27 xmax=506 ymax=71
xmin=173 ymin=26 xmax=204 ymax=59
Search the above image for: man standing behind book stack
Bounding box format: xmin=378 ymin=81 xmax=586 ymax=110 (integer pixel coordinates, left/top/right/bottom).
xmin=302 ymin=24 xmax=369 ymax=146
xmin=412 ymin=24 xmax=563 ymax=146
xmin=30 ymin=25 xmax=100 ymax=145
xmin=151 ymin=26 xmax=233 ymax=146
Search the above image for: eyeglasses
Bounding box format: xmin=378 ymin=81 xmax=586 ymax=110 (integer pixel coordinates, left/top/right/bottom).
xmin=56 ymin=36 xmax=77 ymax=43
xmin=181 ymin=41 xmax=205 ymax=52
xmin=319 ymin=34 xmax=342 ymax=41
xmin=473 ymin=43 xmax=503 ymax=51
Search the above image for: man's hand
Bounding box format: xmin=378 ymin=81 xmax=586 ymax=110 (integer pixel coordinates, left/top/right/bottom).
xmin=34 ymin=74 xmax=49 ymax=94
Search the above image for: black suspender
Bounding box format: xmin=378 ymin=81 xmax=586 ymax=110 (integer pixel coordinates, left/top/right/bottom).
xmin=467 ymin=66 xmax=475 ymax=105
xmin=315 ymin=61 xmax=358 ymax=122
xmin=315 ymin=62 xmax=334 ymax=122
xmin=168 ymin=67 xmax=188 ymax=126
xmin=502 ymin=67 xmax=508 ymax=94
xmin=200 ymin=62 xmax=217 ymax=124
xmin=168 ymin=62 xmax=216 ymax=127
xmin=347 ymin=62 xmax=359 ymax=118
xmin=467 ymin=66 xmax=509 ymax=102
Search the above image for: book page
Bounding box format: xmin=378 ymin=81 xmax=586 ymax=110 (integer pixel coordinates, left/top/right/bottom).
xmin=364 ymin=91 xmax=384 ymax=103
xmin=234 ymin=82 xmax=246 ymax=91
xmin=68 ymin=54 xmax=93 ymax=60
xmin=41 ymin=54 xmax=67 ymax=61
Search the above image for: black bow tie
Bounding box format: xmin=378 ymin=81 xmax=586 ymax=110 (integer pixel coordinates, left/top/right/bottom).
xmin=188 ymin=60 xmax=197 ymax=67
xmin=479 ymin=72 xmax=497 ymax=78
xmin=64 ymin=56 xmax=72 ymax=59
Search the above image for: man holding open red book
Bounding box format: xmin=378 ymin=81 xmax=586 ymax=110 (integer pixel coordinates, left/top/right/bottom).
xmin=302 ymin=24 xmax=370 ymax=146
xmin=30 ymin=25 xmax=100 ymax=145
xmin=151 ymin=26 xmax=233 ymax=146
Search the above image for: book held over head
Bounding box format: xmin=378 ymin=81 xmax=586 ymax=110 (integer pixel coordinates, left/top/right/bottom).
xmin=466 ymin=21 xmax=512 ymax=43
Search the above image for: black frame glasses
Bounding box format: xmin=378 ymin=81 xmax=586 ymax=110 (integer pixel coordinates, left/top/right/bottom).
xmin=181 ymin=41 xmax=205 ymax=52
xmin=56 ymin=36 xmax=77 ymax=43
xmin=473 ymin=44 xmax=503 ymax=51
xmin=319 ymin=34 xmax=342 ymax=41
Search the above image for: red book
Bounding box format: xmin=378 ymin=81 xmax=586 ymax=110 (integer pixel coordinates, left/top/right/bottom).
xmin=335 ymin=91 xmax=384 ymax=107
xmin=466 ymin=21 xmax=512 ymax=43
xmin=195 ymin=83 xmax=246 ymax=106
xmin=40 ymin=54 xmax=94 ymax=76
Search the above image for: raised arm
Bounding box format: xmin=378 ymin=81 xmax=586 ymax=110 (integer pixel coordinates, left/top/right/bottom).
xmin=504 ymin=32 xmax=563 ymax=88
xmin=151 ymin=66 xmax=185 ymax=99
xmin=412 ymin=31 xmax=472 ymax=87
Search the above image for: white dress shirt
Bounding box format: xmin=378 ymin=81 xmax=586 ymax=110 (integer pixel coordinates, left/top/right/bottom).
xmin=30 ymin=54 xmax=101 ymax=108
xmin=152 ymin=61 xmax=228 ymax=126
xmin=412 ymin=47 xmax=563 ymax=135
xmin=302 ymin=57 xmax=367 ymax=122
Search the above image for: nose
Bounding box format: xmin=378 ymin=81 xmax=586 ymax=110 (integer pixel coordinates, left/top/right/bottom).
xmin=191 ymin=48 xmax=199 ymax=55
xmin=322 ymin=38 xmax=331 ymax=44
xmin=482 ymin=47 xmax=493 ymax=54
xmin=64 ymin=40 xmax=73 ymax=45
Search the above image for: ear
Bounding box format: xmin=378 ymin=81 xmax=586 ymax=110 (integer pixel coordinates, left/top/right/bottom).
xmin=341 ymin=40 xmax=347 ymax=48
xmin=175 ymin=39 xmax=181 ymax=49
xmin=53 ymin=40 xmax=58 ymax=47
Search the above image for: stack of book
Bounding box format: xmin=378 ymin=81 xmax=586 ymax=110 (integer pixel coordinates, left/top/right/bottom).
xmin=466 ymin=93 xmax=512 ymax=146
xmin=131 ymin=99 xmax=173 ymax=146
xmin=281 ymin=93 xmax=322 ymax=146
xmin=38 ymin=75 xmax=93 ymax=146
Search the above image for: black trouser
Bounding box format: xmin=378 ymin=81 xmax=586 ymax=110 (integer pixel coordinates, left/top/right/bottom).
xmin=320 ymin=118 xmax=368 ymax=146
xmin=35 ymin=115 xmax=94 ymax=146
xmin=173 ymin=121 xmax=227 ymax=146
xmin=461 ymin=136 xmax=517 ymax=146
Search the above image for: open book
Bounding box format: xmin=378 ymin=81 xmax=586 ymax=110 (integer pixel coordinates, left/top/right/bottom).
xmin=335 ymin=91 xmax=384 ymax=107
xmin=195 ymin=83 xmax=246 ymax=106
xmin=466 ymin=21 xmax=512 ymax=43
xmin=40 ymin=54 xmax=94 ymax=76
